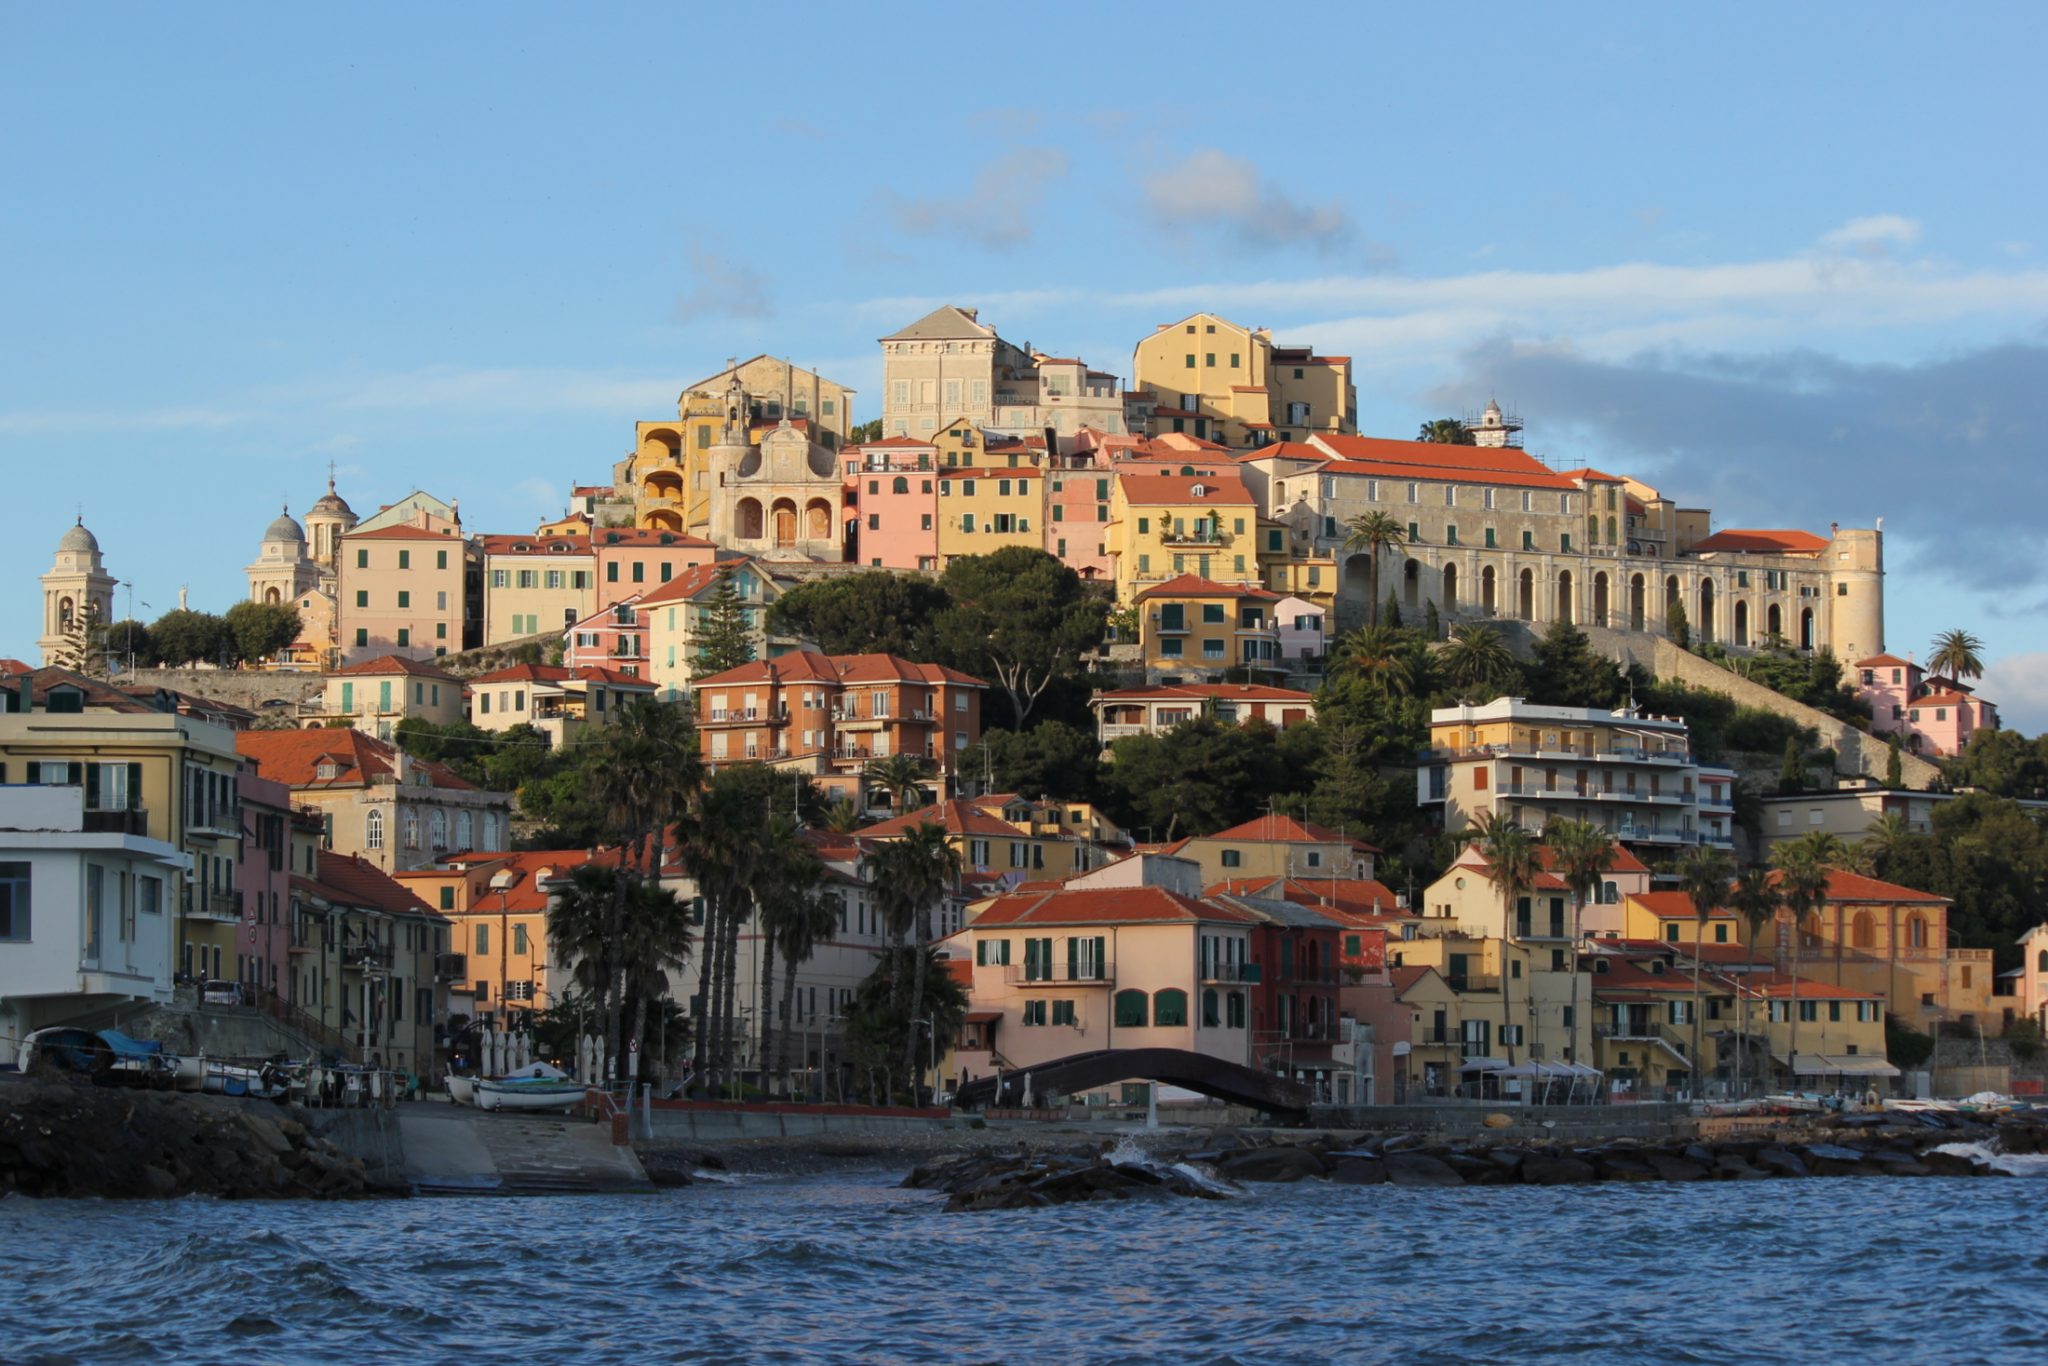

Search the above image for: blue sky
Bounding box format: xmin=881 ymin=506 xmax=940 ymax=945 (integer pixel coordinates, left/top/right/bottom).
xmin=5 ymin=5 xmax=2046 ymax=725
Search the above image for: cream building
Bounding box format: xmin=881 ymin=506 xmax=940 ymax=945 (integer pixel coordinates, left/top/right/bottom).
xmin=683 ymin=355 xmax=856 ymax=448
xmin=37 ymin=521 xmax=117 ymax=666
xmin=315 ymin=655 xmax=466 ymax=738
xmin=880 ymin=305 xmax=1136 ymax=439
xmin=335 ymin=510 xmax=473 ymax=662
xmin=478 ymin=532 xmax=595 ymax=644
xmin=1131 ymin=312 xmax=1356 ymax=449
xmin=244 ymin=507 xmax=322 ymax=609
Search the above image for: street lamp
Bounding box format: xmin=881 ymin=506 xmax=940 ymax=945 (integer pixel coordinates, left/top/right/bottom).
xmin=911 ymin=1016 xmax=940 ymax=1107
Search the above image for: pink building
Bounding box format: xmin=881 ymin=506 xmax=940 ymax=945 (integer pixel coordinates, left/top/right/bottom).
xmin=1044 ymin=465 xmax=1115 ymax=581
xmin=1855 ymin=653 xmax=2000 ymax=757
xmin=844 ymin=440 xmax=941 ymax=570
xmin=236 ymin=765 xmax=294 ymax=999
xmin=1091 ymin=682 xmax=1315 ymax=744
xmin=1271 ymin=595 xmax=1328 ymax=666
xmin=565 ymin=594 xmax=651 ymax=678
xmin=591 ymin=528 xmax=717 ymax=609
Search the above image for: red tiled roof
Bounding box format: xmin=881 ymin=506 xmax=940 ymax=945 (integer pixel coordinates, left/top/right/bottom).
xmin=1390 ymin=965 xmax=1440 ymax=996
xmin=969 ymin=886 xmax=1259 ymax=927
xmin=330 ymin=654 xmax=461 ymax=680
xmin=1309 ymin=434 xmax=1580 ymax=491
xmin=1094 ymin=683 xmax=1314 ymax=703
xmin=1855 ymin=654 xmax=1913 ymax=669
xmin=1749 ymin=973 xmax=1883 ymax=1001
xmin=694 ymin=649 xmax=983 ymax=690
xmin=572 ymin=485 xmax=614 ymax=498
xmin=1134 ymin=574 xmax=1281 ymax=602
xmin=0 ymin=659 xmax=33 ymax=675
xmin=1688 ymin=529 xmax=1829 ymax=555
xmin=299 ymin=850 xmax=445 ymax=922
xmin=1631 ymin=890 xmax=1738 ymax=920
xmin=1206 ymin=877 xmax=1404 ymax=916
xmin=235 ymin=728 xmax=476 ymax=791
xmin=344 ymin=524 xmax=461 ymax=541
xmin=1768 ymin=869 xmax=1950 ymax=905
xmin=1908 ymin=691 xmax=1979 ymax=712
xmin=860 ymin=798 xmax=1022 ymax=840
xmin=1200 ymin=812 xmax=1380 ymax=852
xmin=591 ymin=529 xmax=717 ymax=549
xmin=476 ymin=534 xmax=592 ymax=556
xmin=634 ymin=561 xmax=734 ymax=607
xmin=1115 ymin=472 xmax=1254 ymax=505
xmin=1556 ymin=467 xmax=1628 ymax=483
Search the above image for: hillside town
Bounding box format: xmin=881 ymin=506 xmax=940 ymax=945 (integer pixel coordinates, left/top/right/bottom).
xmin=9 ymin=305 xmax=2045 ymax=1115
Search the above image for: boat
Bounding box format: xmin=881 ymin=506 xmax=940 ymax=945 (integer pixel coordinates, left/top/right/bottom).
xmin=18 ymin=1027 xmax=179 ymax=1089
xmin=475 ymin=1062 xmax=584 ymax=1113
xmin=199 ymin=1057 xmax=294 ymax=1100
xmin=446 ymin=1074 xmax=477 ymax=1106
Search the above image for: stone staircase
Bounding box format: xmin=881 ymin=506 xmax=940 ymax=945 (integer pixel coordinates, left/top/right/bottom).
xmin=399 ymin=1103 xmax=651 ymax=1196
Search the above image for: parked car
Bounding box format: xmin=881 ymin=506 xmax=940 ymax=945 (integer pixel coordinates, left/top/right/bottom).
xmin=201 ymin=980 xmax=244 ymax=1008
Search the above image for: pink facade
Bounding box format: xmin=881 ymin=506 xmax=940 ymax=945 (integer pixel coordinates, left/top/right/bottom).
xmin=565 ymin=594 xmax=651 ymax=678
xmin=1044 ymin=466 xmax=1115 ymax=581
xmin=1904 ymin=689 xmax=1996 ymax=758
xmin=846 ymin=444 xmax=941 ymax=570
xmin=1855 ymin=653 xmax=1999 ymax=757
xmin=237 ymin=766 xmax=294 ymax=997
xmin=1271 ymin=595 xmax=1328 ymax=666
xmin=592 ymin=529 xmax=716 ymax=609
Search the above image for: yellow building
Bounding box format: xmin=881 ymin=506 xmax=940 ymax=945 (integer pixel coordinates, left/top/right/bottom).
xmin=1131 ymin=312 xmax=1355 ymax=449
xmin=479 ymin=533 xmax=595 ymax=645
xmin=936 ymin=466 xmax=1046 ymax=565
xmin=1132 ymin=575 xmax=1288 ymax=678
xmin=1108 ymin=470 xmax=1268 ymax=601
xmin=638 ymin=559 xmax=795 ymax=700
xmin=315 ymin=655 xmax=466 ymax=739
xmin=1160 ymin=813 xmax=1374 ymax=887
xmin=861 ymin=798 xmax=1109 ymax=883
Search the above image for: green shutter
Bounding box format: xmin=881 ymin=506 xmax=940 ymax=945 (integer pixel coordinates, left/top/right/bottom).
xmin=84 ymin=764 xmax=100 ymax=808
xmin=127 ymin=763 xmax=142 ymax=810
xmin=1066 ymin=936 xmax=1077 ymax=979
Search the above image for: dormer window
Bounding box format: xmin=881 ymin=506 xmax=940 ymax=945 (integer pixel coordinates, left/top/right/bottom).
xmin=316 ymin=760 xmax=338 ymax=780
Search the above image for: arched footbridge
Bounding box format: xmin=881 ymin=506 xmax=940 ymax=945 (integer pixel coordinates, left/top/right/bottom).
xmin=954 ymin=1049 xmax=1312 ymax=1118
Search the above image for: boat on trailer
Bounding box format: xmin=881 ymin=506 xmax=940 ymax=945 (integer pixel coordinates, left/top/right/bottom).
xmin=475 ymin=1062 xmax=583 ymax=1113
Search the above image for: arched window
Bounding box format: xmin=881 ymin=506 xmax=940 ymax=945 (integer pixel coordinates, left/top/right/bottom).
xmin=1601 ymin=880 xmax=1619 ymax=905
xmin=403 ymin=808 xmax=421 ymax=850
xmin=430 ymin=809 xmax=448 ymax=850
xmin=1114 ymin=989 xmax=1148 ymax=1028
xmin=1202 ymin=988 xmax=1220 ymax=1027
xmin=365 ymin=809 xmax=385 ymax=850
xmin=457 ymin=811 xmax=473 ymax=849
xmin=1852 ymin=911 xmax=1875 ymax=949
xmin=892 ymin=476 xmax=909 ymax=494
xmin=1154 ymin=988 xmax=1188 ymax=1027
xmin=2039 ymin=948 xmax=2048 ymax=972
xmin=482 ymin=813 xmax=501 ymax=849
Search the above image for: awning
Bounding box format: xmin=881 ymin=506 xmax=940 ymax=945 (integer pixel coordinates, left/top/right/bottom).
xmin=1391 ymin=1041 xmax=1411 ymax=1057
xmin=1500 ymin=1061 xmax=1603 ymax=1079
xmin=963 ymin=1011 xmax=1001 ymax=1024
xmin=1459 ymin=1057 xmax=1508 ymax=1072
xmin=1776 ymin=1052 xmax=1900 ymax=1078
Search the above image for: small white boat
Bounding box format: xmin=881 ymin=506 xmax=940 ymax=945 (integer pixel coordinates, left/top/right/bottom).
xmin=475 ymin=1062 xmax=583 ymax=1113
xmin=446 ymin=1074 xmax=477 ymax=1106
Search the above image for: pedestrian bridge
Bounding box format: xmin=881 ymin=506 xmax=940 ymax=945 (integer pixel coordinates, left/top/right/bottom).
xmin=954 ymin=1049 xmax=1312 ymax=1118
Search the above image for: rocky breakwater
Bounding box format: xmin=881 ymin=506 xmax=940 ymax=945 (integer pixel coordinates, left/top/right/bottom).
xmin=907 ymin=1110 xmax=2045 ymax=1210
xmin=0 ymin=1077 xmax=402 ymax=1199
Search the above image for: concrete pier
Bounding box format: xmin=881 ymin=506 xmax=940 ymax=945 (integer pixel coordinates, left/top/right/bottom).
xmin=397 ymin=1103 xmax=651 ymax=1195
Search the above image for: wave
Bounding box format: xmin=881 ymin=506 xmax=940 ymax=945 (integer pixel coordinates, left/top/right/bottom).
xmin=1930 ymin=1141 xmax=2048 ymax=1177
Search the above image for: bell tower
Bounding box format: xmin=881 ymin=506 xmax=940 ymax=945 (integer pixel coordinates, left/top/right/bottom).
xmin=38 ymin=518 xmax=117 ymax=666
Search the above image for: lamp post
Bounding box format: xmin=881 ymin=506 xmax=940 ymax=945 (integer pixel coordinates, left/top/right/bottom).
xmin=911 ymin=1016 xmax=939 ymax=1107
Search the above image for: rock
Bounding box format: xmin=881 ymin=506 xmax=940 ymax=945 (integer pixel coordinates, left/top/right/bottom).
xmin=1384 ymin=1153 xmax=1464 ymax=1187
xmin=1218 ymin=1147 xmax=1327 ymax=1183
xmin=1521 ymin=1155 xmax=1597 ymax=1185
xmin=1756 ymin=1147 xmax=1809 ymax=1178
xmin=1648 ymin=1154 xmax=1708 ymax=1182
xmin=1487 ymin=1149 xmax=1528 ymax=1173
xmin=1330 ymin=1158 xmax=1386 ymax=1185
xmin=1682 ymin=1145 xmax=1718 ymax=1166
xmin=1862 ymin=1150 xmax=1930 ymax=1176
xmin=1443 ymin=1153 xmax=1506 ymax=1185
xmin=140 ymin=1164 xmax=180 ymax=1198
xmin=1379 ymin=1133 xmax=1425 ymax=1153
xmin=1802 ymin=1143 xmax=1868 ymax=1176
xmin=1919 ymin=1149 xmax=1986 ymax=1177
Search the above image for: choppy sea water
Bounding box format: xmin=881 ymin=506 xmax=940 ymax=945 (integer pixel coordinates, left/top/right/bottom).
xmin=3 ymin=1155 xmax=2045 ymax=1365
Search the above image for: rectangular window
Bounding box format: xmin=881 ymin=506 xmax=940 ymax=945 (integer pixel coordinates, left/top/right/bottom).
xmin=355 ymin=549 xmax=368 ymax=569
xmin=396 ymin=629 xmax=410 ymax=647
xmin=398 ymin=550 xmax=410 ymax=570
xmin=437 ymin=550 xmax=448 ymax=570
xmin=0 ymin=862 xmax=28 ymax=941
xmin=475 ymin=923 xmax=490 ymax=955
xmin=514 ymin=924 xmax=529 ymax=956
xmin=607 ymin=563 xmax=619 ymax=583
xmin=397 ymin=591 xmax=410 ymax=609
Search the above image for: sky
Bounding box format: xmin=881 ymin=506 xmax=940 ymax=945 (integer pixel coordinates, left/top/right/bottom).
xmin=3 ymin=6 xmax=2045 ymax=725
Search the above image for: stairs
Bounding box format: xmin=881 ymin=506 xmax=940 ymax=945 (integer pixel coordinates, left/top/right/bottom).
xmin=398 ymin=1104 xmax=652 ymax=1196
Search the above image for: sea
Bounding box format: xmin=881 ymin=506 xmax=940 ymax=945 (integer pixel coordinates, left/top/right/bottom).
xmin=3 ymin=1144 xmax=2044 ymax=1365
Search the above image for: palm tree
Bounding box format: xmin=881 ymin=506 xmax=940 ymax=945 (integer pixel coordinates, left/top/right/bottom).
xmin=1333 ymin=625 xmax=1417 ymax=701
xmin=1543 ymin=817 xmax=1616 ymax=1071
xmin=1440 ymin=623 xmax=1517 ymax=693
xmin=1771 ymin=832 xmax=1845 ymax=1089
xmin=547 ymin=866 xmax=693 ymax=1084
xmin=1417 ymin=417 xmax=1474 ymax=445
xmin=863 ymin=753 xmax=932 ymax=815
xmin=1727 ymin=866 xmax=1781 ymax=1097
xmin=684 ymin=774 xmax=761 ymax=1088
xmin=772 ymin=875 xmax=841 ymax=1088
xmin=844 ymin=945 xmax=969 ymax=1105
xmin=821 ymin=797 xmax=862 ymax=834
xmin=749 ymin=816 xmax=824 ymax=1093
xmin=862 ymin=822 xmax=962 ymax=1097
xmin=1858 ymin=811 xmax=1911 ymax=880
xmin=1459 ymin=810 xmax=1539 ymax=1074
xmin=1677 ymin=845 xmax=1735 ymax=1096
xmin=1339 ymin=511 xmax=1408 ymax=628
xmin=1927 ymin=629 xmax=1985 ymax=687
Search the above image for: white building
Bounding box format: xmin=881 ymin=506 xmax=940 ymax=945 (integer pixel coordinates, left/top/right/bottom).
xmin=0 ymin=783 xmax=187 ymax=1045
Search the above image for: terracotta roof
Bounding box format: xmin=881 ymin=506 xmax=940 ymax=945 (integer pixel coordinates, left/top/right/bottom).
xmin=1748 ymin=973 xmax=1884 ymax=1001
xmin=1134 ymin=574 xmax=1281 ymax=602
xmin=1908 ymin=691 xmax=1980 ymax=712
xmin=464 ymin=662 xmax=655 ymax=690
xmin=572 ymin=485 xmax=614 ymax=498
xmin=1206 ymin=877 xmax=1403 ymax=916
xmin=860 ymin=798 xmax=1022 ymax=840
xmin=1556 ymin=467 xmax=1628 ymax=483
xmin=344 ymin=524 xmax=460 ymax=541
xmin=851 ymin=436 xmax=937 ymax=450
xmin=634 ymin=561 xmax=737 ymax=608
xmin=2 ymin=666 xmax=161 ymax=714
xmin=1390 ymin=965 xmax=1440 ymax=997
xmin=1308 ymin=434 xmax=1580 ymax=491
xmin=1768 ymin=869 xmax=1951 ymax=905
xmin=476 ymin=534 xmax=592 ymax=556
xmin=1200 ymin=813 xmax=1380 ymax=852
xmin=235 ymin=728 xmax=477 ymax=791
xmin=969 ymin=886 xmax=1259 ymax=928
xmin=298 ymin=850 xmax=446 ymax=922
xmin=1688 ymin=529 xmax=1829 ymax=555
xmin=1630 ymin=890 xmax=1738 ymax=920
xmin=693 ymin=649 xmax=984 ymax=690
xmin=1116 ymin=472 xmax=1255 ymax=505
xmin=0 ymin=659 xmax=33 ymax=675
xmin=592 ymin=528 xmax=716 ymax=549
xmin=331 ymin=654 xmax=461 ymax=680
xmin=399 ymin=848 xmax=611 ymax=912
xmin=1855 ymin=654 xmax=1913 ymax=669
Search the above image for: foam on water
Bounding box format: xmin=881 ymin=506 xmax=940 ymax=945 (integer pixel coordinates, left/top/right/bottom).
xmin=1930 ymin=1140 xmax=2048 ymax=1176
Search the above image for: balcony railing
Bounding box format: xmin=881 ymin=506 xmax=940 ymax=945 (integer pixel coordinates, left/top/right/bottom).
xmin=1199 ymin=962 xmax=1261 ymax=984
xmin=702 ymin=708 xmax=788 ymax=727
xmin=1424 ymin=742 xmax=1694 ymax=766
xmin=344 ymin=942 xmax=396 ymax=973
xmin=1159 ymin=528 xmax=1228 ymax=547
xmin=1445 ymin=973 xmax=1502 ymax=993
xmin=435 ymin=952 xmax=468 ymax=983
xmin=1004 ymin=962 xmax=1115 ymax=987
xmin=186 ymin=889 xmax=242 ymax=923
xmin=83 ymin=806 xmax=150 ymax=836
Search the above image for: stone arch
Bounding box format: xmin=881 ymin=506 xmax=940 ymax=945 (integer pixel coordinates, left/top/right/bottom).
xmin=641 ymin=427 xmax=681 ymax=463
xmin=1664 ymin=574 xmax=1682 ymax=615
xmin=264 ymin=586 xmax=282 ymax=605
xmin=804 ymin=498 xmax=833 ymax=542
xmin=1629 ymin=574 xmax=1646 ymax=631
xmin=1697 ymin=578 xmax=1716 ymax=645
xmin=1766 ymin=602 xmax=1783 ymax=640
xmin=736 ymin=497 xmax=764 ymax=541
xmin=1800 ymin=607 xmax=1815 ymax=651
xmin=1441 ymin=560 xmax=1459 ymax=613
xmin=1734 ymin=599 xmax=1750 ymax=648
xmin=1592 ymin=571 xmax=1610 ymax=628
xmin=1517 ymin=568 xmax=1534 ymax=621
xmin=1402 ymin=558 xmax=1421 ymax=612
xmin=1556 ymin=570 xmax=1574 ymax=625
xmin=1480 ymin=565 xmax=1497 ymax=614
xmin=771 ymin=499 xmax=798 ymax=548
xmin=642 ymin=470 xmax=683 ymax=501
xmin=643 ymin=509 xmax=684 ymax=533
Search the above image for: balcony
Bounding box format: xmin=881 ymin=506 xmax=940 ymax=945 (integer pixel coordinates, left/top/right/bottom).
xmin=1004 ymin=962 xmax=1115 ymax=987
xmin=700 ymin=707 xmax=788 ymax=728
xmin=82 ymin=807 xmax=150 ymax=836
xmin=187 ymin=815 xmax=244 ymax=841
xmin=1445 ymin=973 xmax=1501 ymax=993
xmin=1159 ymin=527 xmax=1229 ymax=547
xmin=435 ymin=952 xmax=468 ymax=983
xmin=831 ymin=711 xmax=887 ymax=731
xmin=1200 ymin=962 xmax=1261 ymax=984
xmin=1425 ymin=742 xmax=1694 ymax=767
xmin=344 ymin=942 xmax=396 ymax=973
xmin=186 ymin=889 xmax=243 ymax=924
xmin=1099 ymin=723 xmax=1151 ymax=741
xmin=1515 ymin=922 xmax=1572 ymax=942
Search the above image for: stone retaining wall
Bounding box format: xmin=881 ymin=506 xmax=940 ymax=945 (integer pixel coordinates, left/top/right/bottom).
xmin=1311 ymin=1101 xmax=1690 ymax=1142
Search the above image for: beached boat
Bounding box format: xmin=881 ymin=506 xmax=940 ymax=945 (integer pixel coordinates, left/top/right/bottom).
xmin=475 ymin=1062 xmax=583 ymax=1113
xmin=445 ymin=1074 xmax=477 ymax=1106
xmin=200 ymin=1057 xmax=293 ymax=1100
xmin=18 ymin=1027 xmax=181 ymax=1089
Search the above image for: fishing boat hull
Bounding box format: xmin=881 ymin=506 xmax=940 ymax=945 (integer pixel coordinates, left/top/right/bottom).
xmin=446 ymin=1075 xmax=477 ymax=1106
xmin=474 ymin=1080 xmax=584 ymax=1113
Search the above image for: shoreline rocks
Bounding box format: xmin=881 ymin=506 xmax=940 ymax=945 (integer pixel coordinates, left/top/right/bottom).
xmin=0 ymin=1076 xmax=402 ymax=1200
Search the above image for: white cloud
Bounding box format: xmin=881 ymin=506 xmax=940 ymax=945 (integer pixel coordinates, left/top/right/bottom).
xmin=673 ymin=248 xmax=772 ymax=322
xmin=1819 ymin=214 xmax=1923 ymax=256
xmin=1977 ymin=652 xmax=2048 ymax=737
xmin=0 ymin=405 xmax=251 ymax=434
xmin=1143 ymin=148 xmax=1352 ymax=251
xmin=885 ymin=148 xmax=1069 ymax=250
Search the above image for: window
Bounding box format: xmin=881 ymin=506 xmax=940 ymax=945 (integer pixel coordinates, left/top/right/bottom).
xmin=439 ymin=886 xmax=455 ymax=911
xmin=398 ymin=550 xmax=410 ymax=570
xmin=437 ymin=550 xmax=448 ymax=569
xmin=0 ymin=862 xmax=28 ymax=941
xmin=1052 ymin=1000 xmax=1077 ymax=1027
xmin=1185 ymin=354 xmax=1196 ymax=368
xmin=365 ymin=810 xmax=384 ymax=850
xmin=514 ymin=924 xmax=530 ymax=956
xmin=397 ymin=591 xmax=410 ymax=608
xmin=974 ymin=938 xmax=1012 ymax=966
xmin=1114 ymin=990 xmax=1148 ymax=1027
xmin=1153 ymin=989 xmax=1188 ymax=1027
xmin=1202 ymin=989 xmax=1221 ymax=1027
xmin=1022 ymin=999 xmax=1047 ymax=1026
xmin=355 ymin=591 xmax=368 ymax=607
xmin=476 ymin=923 xmax=490 ymax=955
xmin=396 ymin=629 xmax=410 ymax=648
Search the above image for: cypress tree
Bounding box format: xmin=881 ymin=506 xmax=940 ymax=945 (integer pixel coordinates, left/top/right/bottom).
xmin=694 ymin=565 xmax=756 ymax=675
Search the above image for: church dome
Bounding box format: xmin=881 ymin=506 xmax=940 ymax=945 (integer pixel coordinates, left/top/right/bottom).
xmin=58 ymin=519 xmax=99 ymax=554
xmin=309 ymin=479 xmax=355 ymax=519
xmin=264 ymin=506 xmax=306 ymax=544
